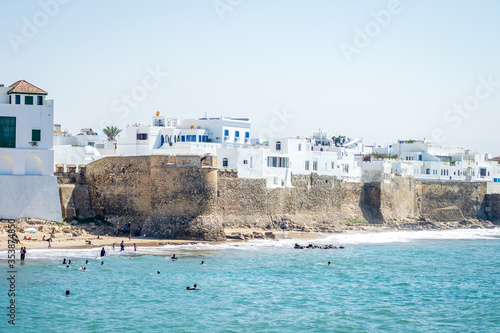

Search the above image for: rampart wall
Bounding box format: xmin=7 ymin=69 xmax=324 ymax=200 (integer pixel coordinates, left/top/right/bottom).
xmin=57 ymin=155 xmax=500 ymax=240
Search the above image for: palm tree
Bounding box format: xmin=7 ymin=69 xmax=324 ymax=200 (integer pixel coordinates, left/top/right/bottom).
xmin=103 ymin=126 xmax=122 ymax=141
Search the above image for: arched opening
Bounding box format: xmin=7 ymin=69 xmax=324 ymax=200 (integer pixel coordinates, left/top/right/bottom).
xmin=160 ymin=135 xmax=165 ymax=146
xmin=25 ymin=156 xmax=43 ymax=175
xmin=276 ymin=141 xmax=281 ymax=151
xmin=222 ymin=158 xmax=228 ymax=168
xmin=0 ymin=155 xmax=14 ymax=175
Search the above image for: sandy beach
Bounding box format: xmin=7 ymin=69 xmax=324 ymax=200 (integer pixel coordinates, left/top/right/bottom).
xmin=0 ymin=219 xmax=335 ymax=251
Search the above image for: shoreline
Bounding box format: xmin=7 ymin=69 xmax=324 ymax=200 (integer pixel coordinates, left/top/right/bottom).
xmin=1 ymin=219 xmax=498 ymax=251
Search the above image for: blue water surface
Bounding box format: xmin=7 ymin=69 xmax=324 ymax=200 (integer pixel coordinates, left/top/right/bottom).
xmin=1 ymin=233 xmax=500 ymax=332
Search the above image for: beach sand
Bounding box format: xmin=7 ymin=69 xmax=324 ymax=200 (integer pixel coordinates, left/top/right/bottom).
xmin=0 ymin=221 xmax=334 ymax=250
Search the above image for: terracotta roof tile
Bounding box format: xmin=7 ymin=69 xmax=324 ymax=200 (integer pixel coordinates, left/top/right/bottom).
xmin=8 ymin=80 xmax=47 ymax=95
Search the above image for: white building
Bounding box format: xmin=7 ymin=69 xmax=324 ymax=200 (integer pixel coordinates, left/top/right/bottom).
xmin=0 ymin=80 xmax=62 ymax=221
xmin=116 ymin=114 xmax=251 ymax=156
xmin=372 ymin=140 xmax=496 ymax=182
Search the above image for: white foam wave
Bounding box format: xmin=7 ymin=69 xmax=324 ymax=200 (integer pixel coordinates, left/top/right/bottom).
xmin=321 ymin=227 xmax=500 ymax=244
xmin=2 ymin=228 xmax=498 ymax=260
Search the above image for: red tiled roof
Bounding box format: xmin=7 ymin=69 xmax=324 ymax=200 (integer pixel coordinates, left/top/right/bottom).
xmin=8 ymin=80 xmax=47 ymax=95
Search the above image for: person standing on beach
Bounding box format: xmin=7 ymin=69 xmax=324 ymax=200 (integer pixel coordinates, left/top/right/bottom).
xmin=48 ymin=239 xmax=52 ymax=249
xmin=134 ymin=243 xmax=137 ymax=251
xmin=100 ymin=247 xmax=106 ymax=257
xmin=120 ymin=241 xmax=125 ymax=251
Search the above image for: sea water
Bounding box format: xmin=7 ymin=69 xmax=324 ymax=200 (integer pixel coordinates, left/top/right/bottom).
xmin=1 ymin=228 xmax=500 ymax=332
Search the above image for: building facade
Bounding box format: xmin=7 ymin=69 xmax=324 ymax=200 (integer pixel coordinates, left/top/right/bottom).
xmin=0 ymin=80 xmax=62 ymax=221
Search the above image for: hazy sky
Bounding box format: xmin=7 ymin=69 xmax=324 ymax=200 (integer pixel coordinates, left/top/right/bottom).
xmin=1 ymin=0 xmax=499 ymax=155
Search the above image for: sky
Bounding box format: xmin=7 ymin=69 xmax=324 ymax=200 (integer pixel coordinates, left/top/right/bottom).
xmin=1 ymin=0 xmax=499 ymax=155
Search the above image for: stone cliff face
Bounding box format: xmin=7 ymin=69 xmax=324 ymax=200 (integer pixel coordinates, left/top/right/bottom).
xmin=59 ymin=155 xmax=500 ymax=240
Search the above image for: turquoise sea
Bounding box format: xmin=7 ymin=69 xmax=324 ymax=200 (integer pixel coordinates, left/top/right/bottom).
xmin=2 ymin=229 xmax=500 ymax=332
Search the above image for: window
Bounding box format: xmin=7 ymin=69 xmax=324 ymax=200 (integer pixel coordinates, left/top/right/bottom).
xmin=245 ymin=132 xmax=250 ymax=138
xmin=0 ymin=117 xmax=16 ymax=148
xmin=25 ymin=96 xmax=34 ymax=105
xmin=298 ymin=144 xmax=301 ymax=151
xmin=243 ymin=160 xmax=248 ymax=165
xmin=224 ymin=129 xmax=229 ymax=136
xmin=223 ymin=158 xmax=228 ymax=167
xmin=9 ymin=95 xmax=11 ymax=104
xmin=305 ymin=161 xmax=309 ymax=170
xmin=37 ymin=96 xmax=43 ymax=105
xmin=31 ymin=129 xmax=41 ymax=142
xmin=235 ymin=131 xmax=239 ymax=138
xmin=267 ymin=156 xmax=289 ymax=168
xmin=276 ymin=141 xmax=281 ymax=151
xmin=313 ymin=161 xmax=318 ymax=171
xmin=331 ymin=162 xmax=335 ymax=169
xmin=137 ymin=133 xmax=148 ymax=140
xmin=15 ymin=95 xmax=20 ymax=104
xmin=181 ymin=135 xmax=185 ymax=142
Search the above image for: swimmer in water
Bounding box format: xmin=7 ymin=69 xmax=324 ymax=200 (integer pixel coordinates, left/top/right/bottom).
xmin=68 ymin=260 xmax=72 ymax=265
xmin=201 ymin=261 xmax=205 ymax=265
xmin=66 ymin=265 xmax=69 ymax=268
xmin=186 ymin=284 xmax=201 ymax=290
xmin=62 ymin=258 xmax=67 ymax=264
xmin=101 ymin=261 xmax=104 ymax=265
xmin=85 ymin=260 xmax=89 ymax=264
xmin=80 ymin=266 xmax=86 ymax=271
xmin=328 ymin=262 xmax=331 ymax=266
xmin=66 ymin=290 xmax=70 ymax=296
xmin=171 ymin=254 xmax=177 ymax=260
xmin=157 ymin=271 xmax=160 ymax=274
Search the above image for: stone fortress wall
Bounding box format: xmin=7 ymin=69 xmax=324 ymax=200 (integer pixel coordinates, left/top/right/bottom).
xmin=57 ymin=155 xmax=500 ymax=240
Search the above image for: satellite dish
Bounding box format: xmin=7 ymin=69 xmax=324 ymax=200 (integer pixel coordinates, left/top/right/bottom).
xmin=156 ymin=111 xmax=160 ymax=116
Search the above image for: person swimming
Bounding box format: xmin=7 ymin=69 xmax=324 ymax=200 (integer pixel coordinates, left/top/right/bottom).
xmin=171 ymin=254 xmax=177 ymax=260
xmin=186 ymin=284 xmax=201 ymax=290
xmin=85 ymin=260 xmax=89 ymax=264
xmin=68 ymin=260 xmax=72 ymax=265
xmin=62 ymin=258 xmax=67 ymax=264
xmin=66 ymin=290 xmax=70 ymax=296
xmin=201 ymin=261 xmax=205 ymax=265
xmin=328 ymin=262 xmax=331 ymax=266
xmin=157 ymin=271 xmax=160 ymax=274
xmin=101 ymin=261 xmax=104 ymax=265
